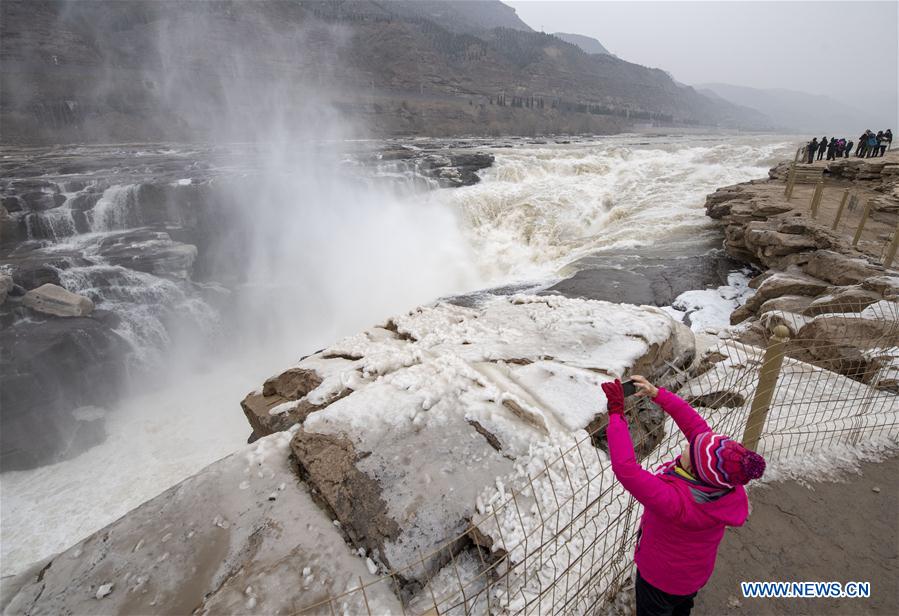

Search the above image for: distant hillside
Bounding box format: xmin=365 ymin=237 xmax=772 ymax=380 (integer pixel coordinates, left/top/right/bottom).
xmin=697 ymin=82 xmax=883 ymax=134
xmin=1 ymin=0 xmax=774 ymax=143
xmin=553 ymin=32 xmax=610 ymax=55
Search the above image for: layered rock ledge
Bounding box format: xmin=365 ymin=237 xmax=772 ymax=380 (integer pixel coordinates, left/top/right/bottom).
xmin=705 ymin=150 xmax=899 ymax=387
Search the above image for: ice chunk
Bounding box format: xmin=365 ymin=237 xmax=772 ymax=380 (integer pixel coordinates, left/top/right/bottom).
xmin=95 ymin=583 xmax=113 ymax=599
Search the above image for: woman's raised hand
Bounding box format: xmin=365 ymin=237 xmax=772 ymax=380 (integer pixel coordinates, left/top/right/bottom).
xmin=630 ymin=375 xmax=658 ymax=399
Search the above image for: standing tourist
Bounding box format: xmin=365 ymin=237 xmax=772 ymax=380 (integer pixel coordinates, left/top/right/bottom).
xmin=603 ymin=376 xmax=766 ymax=616
xmin=866 ymin=131 xmax=878 ymax=158
xmin=856 ymin=131 xmax=868 ymax=157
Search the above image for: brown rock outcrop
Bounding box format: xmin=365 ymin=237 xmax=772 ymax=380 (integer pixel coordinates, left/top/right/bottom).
xmin=731 ymin=272 xmax=830 ymax=324
xmin=793 ymin=314 xmax=899 ymax=381
xmin=240 ymin=368 xmax=340 ymax=438
xmin=802 ymin=250 xmax=885 ymax=286
xmin=22 ymin=283 xmax=94 ymax=317
xmin=757 ymin=295 xmax=814 ymax=315
xmin=802 ymin=286 xmax=885 ymax=316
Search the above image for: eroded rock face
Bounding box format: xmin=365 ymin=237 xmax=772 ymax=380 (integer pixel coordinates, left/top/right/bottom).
xmin=793 ymin=312 xmax=899 ymax=381
xmin=731 ymin=272 xmax=830 ymax=324
xmin=241 ymin=367 xmax=331 ymax=437
xmin=23 ymin=283 xmax=94 ymax=317
xmin=758 ymin=294 xmax=814 ymax=315
xmin=291 ymin=432 xmax=401 ymax=555
xmin=704 ymin=160 xmax=898 ymax=392
xmin=802 ymin=286 xmax=884 ymax=316
xmin=802 ymin=250 xmax=885 ymax=286
xmin=0 ymin=317 xmax=130 ymax=470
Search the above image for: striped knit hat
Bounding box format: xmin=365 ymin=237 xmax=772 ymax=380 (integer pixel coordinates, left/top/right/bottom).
xmin=690 ymin=431 xmax=766 ymax=488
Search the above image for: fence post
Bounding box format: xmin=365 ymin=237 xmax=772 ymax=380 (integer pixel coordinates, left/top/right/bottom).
xmin=784 ymin=162 xmax=797 ymax=200
xmin=852 ymin=199 xmax=873 ymax=248
xmin=831 ymin=189 xmax=850 ymax=230
xmin=742 ymin=325 xmax=790 ymax=451
xmin=884 ymin=222 xmax=899 ymax=268
xmin=808 ymin=180 xmax=823 ymax=218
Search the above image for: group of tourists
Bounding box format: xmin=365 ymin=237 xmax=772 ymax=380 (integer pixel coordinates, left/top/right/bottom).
xmin=805 ymin=129 xmax=892 ymax=164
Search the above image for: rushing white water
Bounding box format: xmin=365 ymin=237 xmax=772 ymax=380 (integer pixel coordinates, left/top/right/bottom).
xmin=437 ymin=135 xmax=795 ymax=281
xmin=0 ymin=133 xmax=797 ymax=577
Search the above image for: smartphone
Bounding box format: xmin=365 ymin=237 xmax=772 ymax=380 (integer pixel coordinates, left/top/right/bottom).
xmin=622 ymin=380 xmax=637 ymax=397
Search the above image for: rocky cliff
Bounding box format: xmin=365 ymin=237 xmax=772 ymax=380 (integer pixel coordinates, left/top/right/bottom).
xmin=704 ymin=151 xmax=899 ymax=388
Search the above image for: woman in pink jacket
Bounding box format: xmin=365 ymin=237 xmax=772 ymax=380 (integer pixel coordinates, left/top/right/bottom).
xmin=601 ymin=376 xmax=766 ymax=616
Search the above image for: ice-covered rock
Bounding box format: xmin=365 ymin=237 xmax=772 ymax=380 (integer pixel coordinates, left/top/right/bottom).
xmin=273 ymin=294 xmax=688 ymax=587
xmin=94 ymin=229 xmax=197 ymax=280
xmin=5 ymin=294 xmax=691 ymax=612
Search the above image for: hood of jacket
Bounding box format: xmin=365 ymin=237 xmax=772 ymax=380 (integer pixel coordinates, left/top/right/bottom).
xmin=663 ymin=469 xmax=749 ymax=529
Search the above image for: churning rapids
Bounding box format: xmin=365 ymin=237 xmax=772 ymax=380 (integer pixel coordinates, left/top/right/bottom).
xmin=0 ymin=133 xmax=795 ymax=575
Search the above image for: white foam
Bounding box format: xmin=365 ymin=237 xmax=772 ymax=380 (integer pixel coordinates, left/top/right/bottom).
xmin=428 ymin=136 xmax=795 ymax=281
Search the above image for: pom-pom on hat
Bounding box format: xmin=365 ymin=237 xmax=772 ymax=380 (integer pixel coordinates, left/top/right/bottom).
xmin=690 ymin=431 xmax=765 ymax=488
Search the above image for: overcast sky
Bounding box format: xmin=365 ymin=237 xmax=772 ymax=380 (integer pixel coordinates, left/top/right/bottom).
xmin=507 ymin=1 xmax=898 ymax=99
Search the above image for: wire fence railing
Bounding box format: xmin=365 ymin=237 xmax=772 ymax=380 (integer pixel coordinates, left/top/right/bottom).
xmin=293 ymin=298 xmax=899 ymax=615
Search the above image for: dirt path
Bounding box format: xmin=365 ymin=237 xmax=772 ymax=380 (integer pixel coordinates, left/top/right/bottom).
xmin=695 ymin=455 xmax=899 ymax=615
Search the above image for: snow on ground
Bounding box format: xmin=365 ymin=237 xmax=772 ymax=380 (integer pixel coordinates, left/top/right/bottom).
xmin=667 ymin=271 xmax=755 ymax=335
xmin=304 ymin=294 xmax=679 ymax=453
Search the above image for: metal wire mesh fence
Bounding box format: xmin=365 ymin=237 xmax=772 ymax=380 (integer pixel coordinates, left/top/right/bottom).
xmin=293 ymin=298 xmax=899 ymax=616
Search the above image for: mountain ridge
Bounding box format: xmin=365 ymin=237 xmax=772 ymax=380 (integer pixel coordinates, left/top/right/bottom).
xmin=552 ymin=32 xmax=610 ymax=55
xmin=696 ymin=82 xmax=889 ymax=134
xmin=0 ymin=0 xmax=774 ymax=143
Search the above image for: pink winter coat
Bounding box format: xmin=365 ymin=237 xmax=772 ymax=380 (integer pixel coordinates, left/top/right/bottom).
xmin=607 ymin=388 xmax=749 ymax=595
